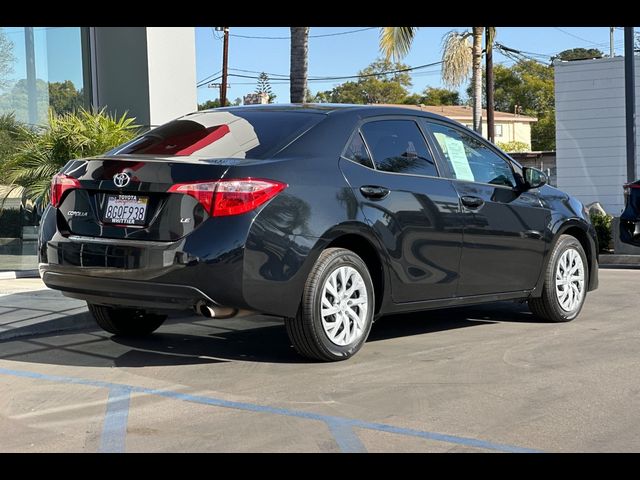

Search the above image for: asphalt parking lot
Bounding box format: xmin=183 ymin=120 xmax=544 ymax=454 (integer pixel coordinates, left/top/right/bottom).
xmin=0 ymin=268 xmax=638 ymax=452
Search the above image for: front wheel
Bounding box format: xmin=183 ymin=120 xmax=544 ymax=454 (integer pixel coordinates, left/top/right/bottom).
xmin=285 ymin=248 xmax=375 ymax=362
xmin=528 ymin=235 xmax=588 ymax=322
xmin=88 ymin=303 xmax=167 ymax=336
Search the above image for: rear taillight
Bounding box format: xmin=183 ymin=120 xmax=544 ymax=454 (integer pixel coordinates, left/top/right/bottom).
xmin=168 ymin=178 xmax=287 ymax=217
xmin=51 ymin=173 xmax=81 ymax=207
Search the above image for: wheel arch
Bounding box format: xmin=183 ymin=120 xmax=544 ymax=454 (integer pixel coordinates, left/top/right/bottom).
xmin=531 ymin=219 xmax=598 ymax=297
xmin=324 ymin=233 xmax=386 ymax=316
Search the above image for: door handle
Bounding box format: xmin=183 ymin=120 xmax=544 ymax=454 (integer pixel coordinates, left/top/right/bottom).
xmin=360 ymin=185 xmax=390 ymax=200
xmin=461 ymin=195 xmax=484 ymax=209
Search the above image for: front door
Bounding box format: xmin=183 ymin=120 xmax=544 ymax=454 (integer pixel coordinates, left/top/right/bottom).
xmin=424 ymin=120 xmax=549 ymax=296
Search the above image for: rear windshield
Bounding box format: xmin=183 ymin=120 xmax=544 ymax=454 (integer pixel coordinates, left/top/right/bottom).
xmin=106 ymin=110 xmax=325 ymax=159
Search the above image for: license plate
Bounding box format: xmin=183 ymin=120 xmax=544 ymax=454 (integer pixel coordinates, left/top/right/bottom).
xmin=103 ymin=194 xmax=149 ymax=225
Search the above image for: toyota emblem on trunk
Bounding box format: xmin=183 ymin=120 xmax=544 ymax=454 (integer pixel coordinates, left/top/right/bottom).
xmin=113 ymin=172 xmax=131 ymax=188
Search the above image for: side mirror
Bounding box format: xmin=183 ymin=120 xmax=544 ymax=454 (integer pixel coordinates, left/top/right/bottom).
xmin=523 ymin=167 xmax=547 ymax=190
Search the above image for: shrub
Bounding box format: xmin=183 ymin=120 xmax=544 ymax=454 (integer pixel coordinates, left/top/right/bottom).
xmin=0 ymin=112 xmax=33 ymax=164
xmin=0 ymin=108 xmax=139 ymax=208
xmin=496 ymin=141 xmax=530 ymax=153
xmin=590 ymin=211 xmax=613 ymax=252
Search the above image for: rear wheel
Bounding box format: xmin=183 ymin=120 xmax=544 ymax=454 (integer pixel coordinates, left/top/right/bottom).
xmin=88 ymin=303 xmax=167 ymax=336
xmin=285 ymin=248 xmax=375 ymax=362
xmin=528 ymin=235 xmax=588 ymax=322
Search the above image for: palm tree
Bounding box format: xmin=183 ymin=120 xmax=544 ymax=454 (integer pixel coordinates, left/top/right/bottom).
xmin=380 ymin=27 xmax=494 ymax=134
xmin=290 ymin=27 xmax=309 ymax=103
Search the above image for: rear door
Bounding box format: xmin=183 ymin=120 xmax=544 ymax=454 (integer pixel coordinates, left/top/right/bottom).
xmin=339 ymin=116 xmax=464 ymax=303
xmin=423 ymin=120 xmax=549 ymax=296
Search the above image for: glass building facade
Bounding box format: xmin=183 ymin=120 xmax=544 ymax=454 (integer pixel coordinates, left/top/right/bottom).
xmin=0 ymin=27 xmax=90 ymax=271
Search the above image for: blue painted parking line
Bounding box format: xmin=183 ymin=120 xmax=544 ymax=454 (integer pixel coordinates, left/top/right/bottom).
xmin=0 ymin=367 xmax=542 ymax=453
xmin=99 ymin=386 xmax=131 ymax=453
xmin=326 ymin=420 xmax=367 ymax=453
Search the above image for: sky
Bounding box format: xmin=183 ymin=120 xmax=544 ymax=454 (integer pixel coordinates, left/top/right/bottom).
xmin=195 ymin=27 xmax=630 ymax=105
xmin=0 ymin=26 xmax=631 ymax=107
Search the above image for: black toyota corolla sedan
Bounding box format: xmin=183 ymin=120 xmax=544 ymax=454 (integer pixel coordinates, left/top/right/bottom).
xmin=39 ymin=104 xmax=598 ymax=361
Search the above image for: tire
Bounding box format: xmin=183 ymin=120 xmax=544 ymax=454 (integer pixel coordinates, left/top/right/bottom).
xmin=285 ymin=248 xmax=375 ymax=362
xmin=528 ymin=234 xmax=589 ymax=322
xmin=88 ymin=303 xmax=167 ymax=336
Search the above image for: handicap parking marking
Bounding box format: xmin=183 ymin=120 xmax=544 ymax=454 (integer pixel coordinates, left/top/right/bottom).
xmin=0 ymin=366 xmax=542 ymax=453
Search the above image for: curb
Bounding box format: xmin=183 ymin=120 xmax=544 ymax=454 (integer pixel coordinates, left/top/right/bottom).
xmin=599 ymin=254 xmax=640 ymax=269
xmin=0 ymin=270 xmax=39 ymax=280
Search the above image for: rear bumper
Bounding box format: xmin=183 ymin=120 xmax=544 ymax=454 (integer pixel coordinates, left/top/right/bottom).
xmin=41 ymin=271 xmax=219 ymax=310
xmin=38 ymin=204 xmax=320 ymax=317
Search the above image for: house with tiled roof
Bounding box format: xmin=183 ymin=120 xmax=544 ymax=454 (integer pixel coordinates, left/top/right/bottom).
xmin=375 ymin=104 xmax=538 ymax=150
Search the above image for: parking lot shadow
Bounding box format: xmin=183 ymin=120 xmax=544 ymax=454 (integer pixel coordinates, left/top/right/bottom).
xmin=0 ymin=300 xmax=540 ymax=367
xmin=369 ymin=301 xmax=538 ymax=342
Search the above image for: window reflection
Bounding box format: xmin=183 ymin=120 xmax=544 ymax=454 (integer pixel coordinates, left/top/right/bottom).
xmin=0 ymin=27 xmax=86 ymax=125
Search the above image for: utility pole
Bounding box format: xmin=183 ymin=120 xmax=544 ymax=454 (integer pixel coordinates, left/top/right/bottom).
xmin=624 ymin=27 xmax=636 ymax=183
xmin=610 ymin=27 xmax=615 ymax=58
xmin=220 ymin=26 xmax=230 ymax=107
xmin=486 ymin=28 xmax=495 ymax=143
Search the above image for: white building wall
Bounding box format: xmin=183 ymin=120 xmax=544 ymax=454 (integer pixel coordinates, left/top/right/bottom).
xmin=555 ymin=57 xmax=640 ymax=215
xmin=146 ymin=27 xmax=197 ymax=126
xmin=92 ymin=27 xmax=196 ymax=129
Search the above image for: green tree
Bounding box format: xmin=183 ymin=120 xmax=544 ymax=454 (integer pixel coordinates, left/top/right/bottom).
xmin=0 ymin=29 xmax=15 ymax=91
xmin=423 ymin=87 xmax=460 ymax=105
xmin=552 ymin=48 xmax=604 ymax=62
xmin=311 ymin=58 xmax=411 ymax=104
xmin=198 ymin=99 xmax=221 ymax=110
xmin=403 ymin=86 xmax=460 ymax=106
xmin=255 ymin=72 xmax=276 ymax=103
xmin=198 ymin=97 xmax=241 ymax=110
xmin=494 ymin=61 xmax=555 ymax=150
xmin=48 ymin=80 xmax=83 ymax=114
xmin=290 ymin=27 xmax=309 ymax=103
xmin=0 ymin=108 xmax=139 ymax=206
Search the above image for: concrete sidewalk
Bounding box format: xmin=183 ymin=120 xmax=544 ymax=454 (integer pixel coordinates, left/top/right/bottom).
xmin=0 ymin=278 xmax=93 ymax=341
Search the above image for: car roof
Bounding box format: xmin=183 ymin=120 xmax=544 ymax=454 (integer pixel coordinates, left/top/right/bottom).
xmin=204 ymin=103 xmax=456 ymax=123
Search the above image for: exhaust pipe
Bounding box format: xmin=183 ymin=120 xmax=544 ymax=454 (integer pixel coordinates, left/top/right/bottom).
xmin=195 ymin=301 xmax=238 ymax=319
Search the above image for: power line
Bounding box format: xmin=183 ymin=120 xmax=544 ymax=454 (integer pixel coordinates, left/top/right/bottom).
xmin=229 ymin=67 xmax=289 ymax=78
xmin=553 ymin=27 xmax=612 ymax=47
xmin=229 ymin=27 xmax=376 ymax=40
xmin=196 ymin=70 xmax=222 ymax=86
xmin=211 ymin=61 xmax=443 ymax=86
xmin=197 ymin=76 xmax=221 ymax=88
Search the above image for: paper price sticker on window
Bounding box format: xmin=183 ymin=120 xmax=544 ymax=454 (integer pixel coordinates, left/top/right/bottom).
xmin=434 ymin=132 xmax=475 ymax=182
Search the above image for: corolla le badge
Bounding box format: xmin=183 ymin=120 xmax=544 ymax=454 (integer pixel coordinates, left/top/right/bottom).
xmin=113 ymin=172 xmax=131 ymax=188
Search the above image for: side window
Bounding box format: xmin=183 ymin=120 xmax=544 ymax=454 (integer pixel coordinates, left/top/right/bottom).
xmin=360 ymin=120 xmax=438 ymax=177
xmin=427 ymin=122 xmax=516 ymax=188
xmin=343 ymin=131 xmax=374 ymax=169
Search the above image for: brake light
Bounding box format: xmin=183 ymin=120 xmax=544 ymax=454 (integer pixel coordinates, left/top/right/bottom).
xmin=168 ymin=178 xmax=287 ymax=217
xmin=51 ymin=173 xmax=81 ymax=207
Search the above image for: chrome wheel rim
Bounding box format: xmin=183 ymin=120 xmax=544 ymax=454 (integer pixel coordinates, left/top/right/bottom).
xmin=320 ymin=266 xmax=368 ymax=346
xmin=555 ymin=248 xmax=585 ymax=312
